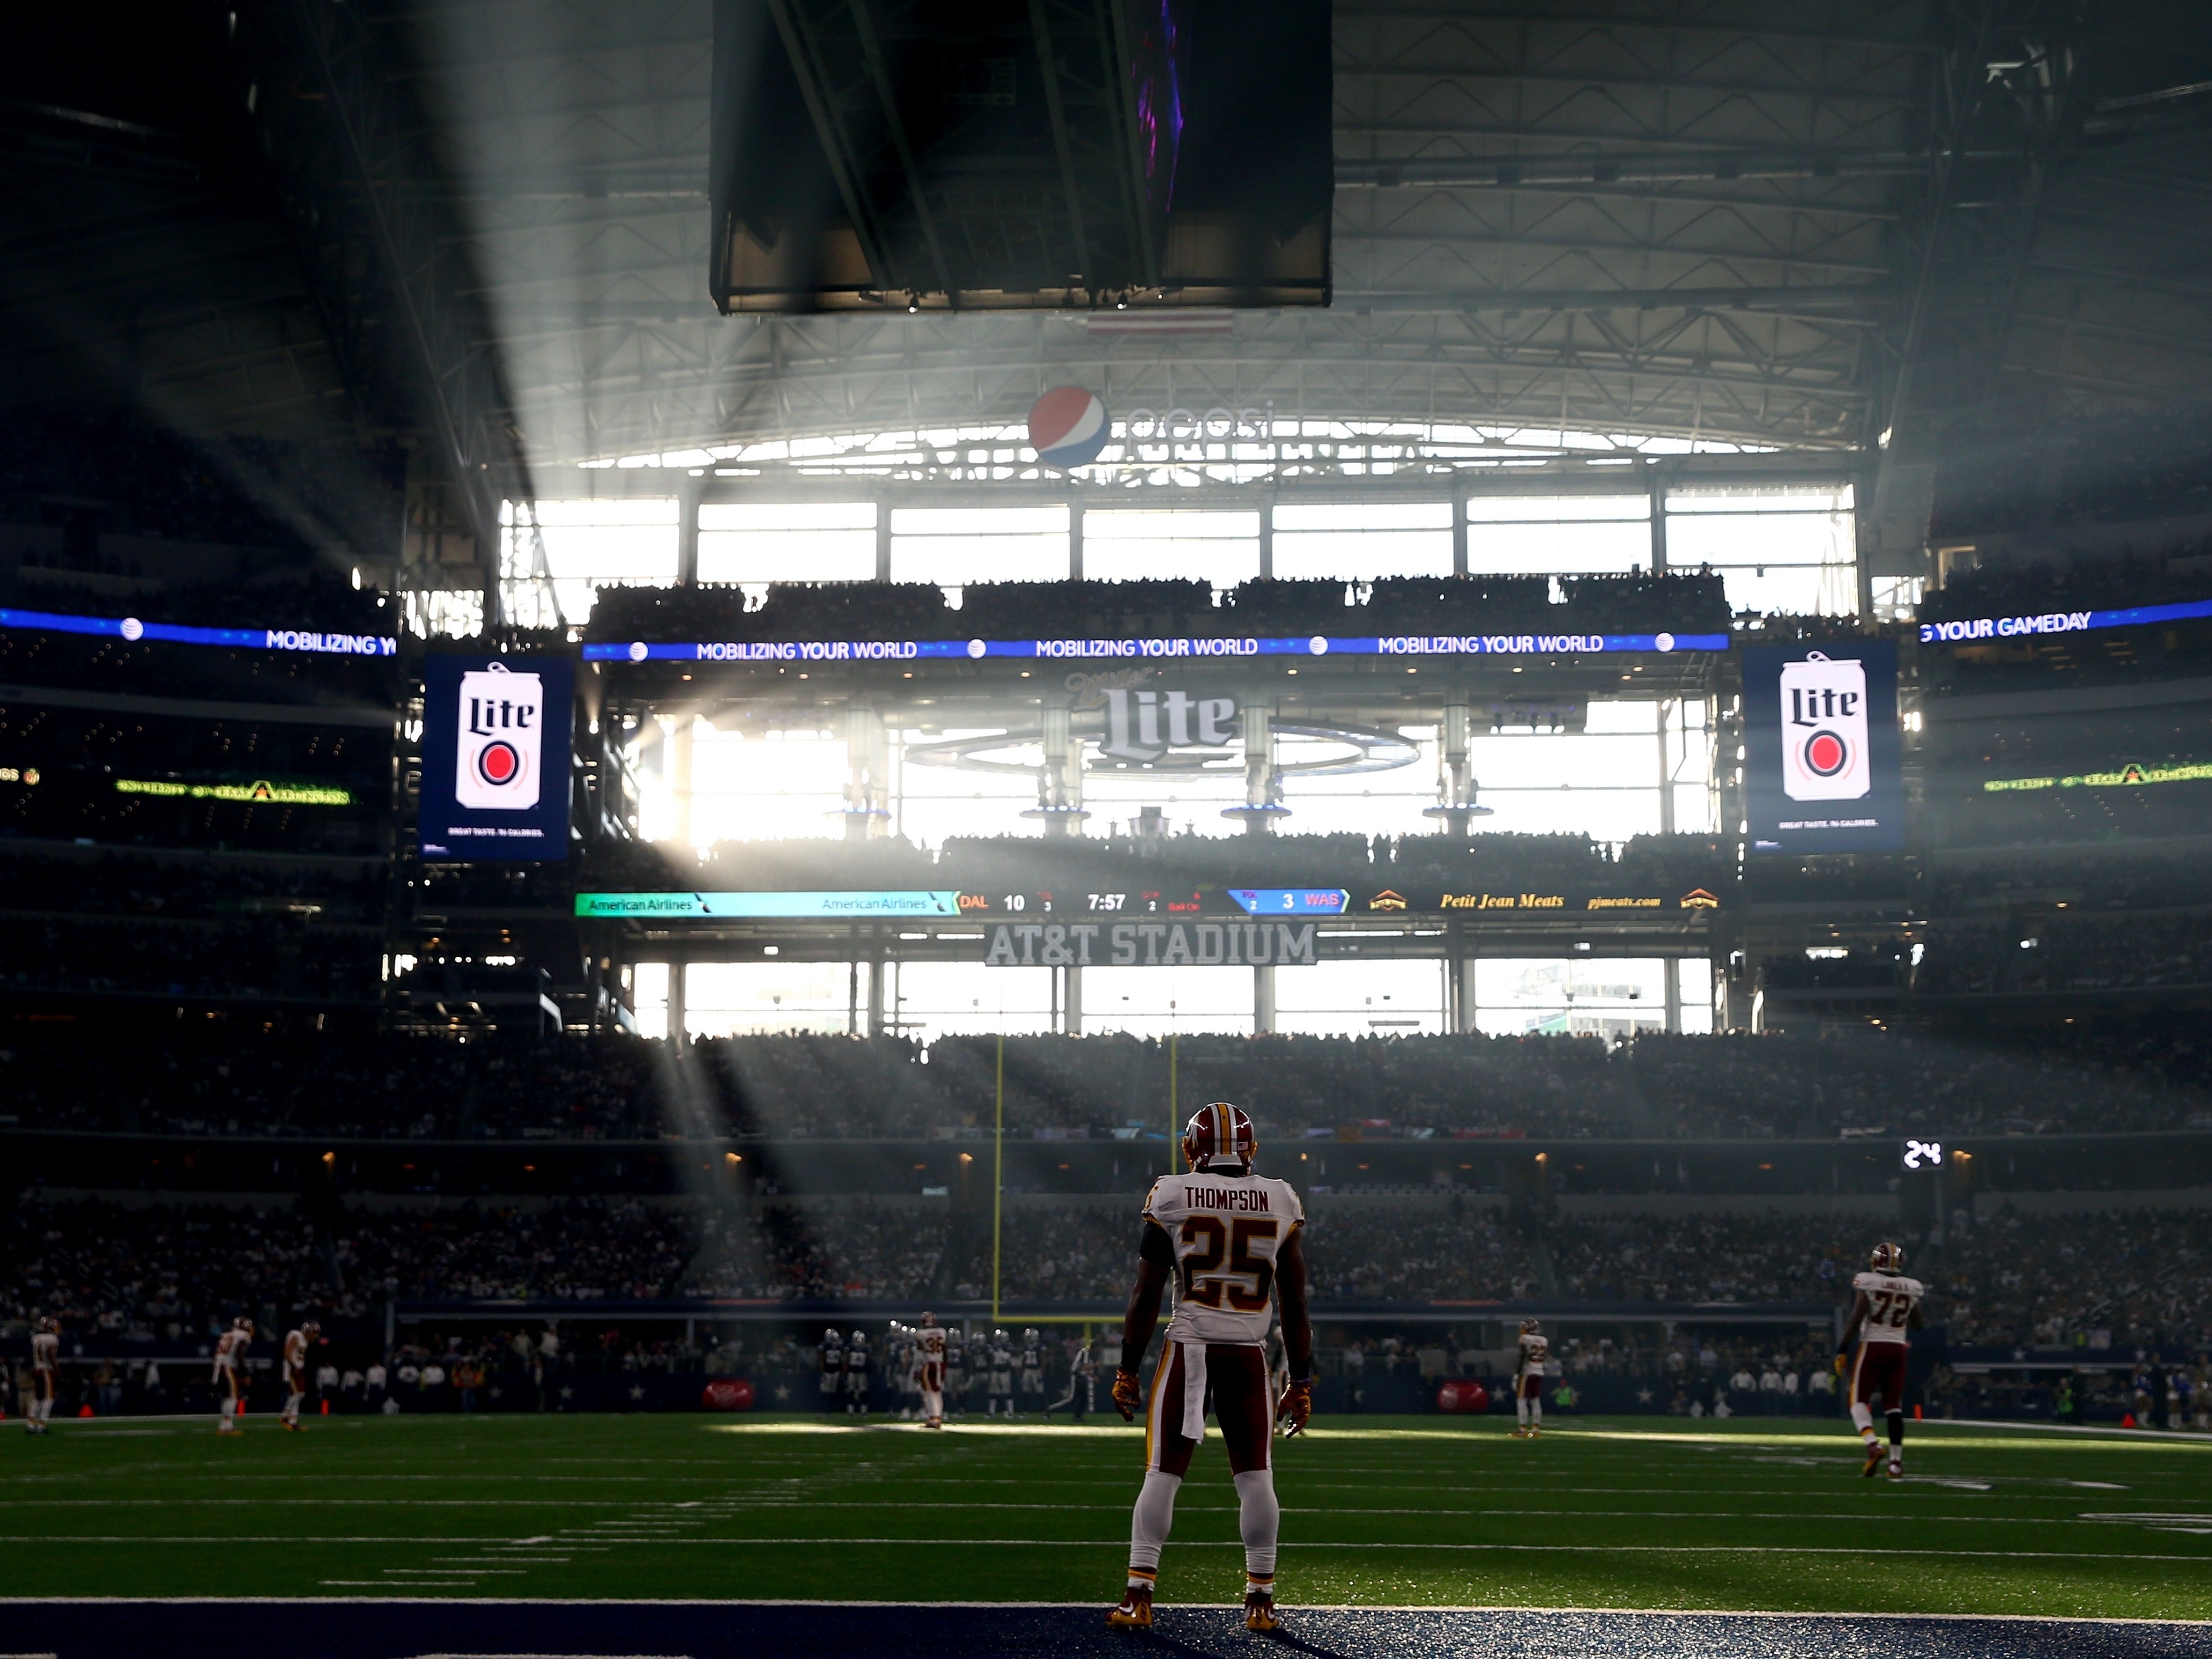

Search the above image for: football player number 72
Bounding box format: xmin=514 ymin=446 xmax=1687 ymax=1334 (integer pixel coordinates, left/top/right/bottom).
xmin=1180 ymin=1217 xmax=1278 ymax=1310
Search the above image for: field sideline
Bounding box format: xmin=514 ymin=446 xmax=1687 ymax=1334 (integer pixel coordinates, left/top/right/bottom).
xmin=3 ymin=1413 xmax=2209 ymax=1621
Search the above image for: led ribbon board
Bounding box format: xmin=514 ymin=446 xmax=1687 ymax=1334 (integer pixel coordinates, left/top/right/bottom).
xmin=585 ymin=631 xmax=1730 ymax=664
xmin=576 ymin=891 xmax=964 ymax=919
xmin=1229 ymin=888 xmax=1349 ymax=914
xmin=1918 ymin=595 xmax=2212 ymax=644
xmin=0 ymin=605 xmax=395 ymax=655
xmin=116 ymin=778 xmax=353 ymax=806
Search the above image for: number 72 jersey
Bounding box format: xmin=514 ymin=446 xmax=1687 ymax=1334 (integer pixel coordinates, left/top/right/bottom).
xmin=1144 ymin=1170 xmax=1306 ymax=1346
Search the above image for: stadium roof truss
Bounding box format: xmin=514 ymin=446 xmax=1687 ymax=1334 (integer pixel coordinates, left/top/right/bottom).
xmin=380 ymin=0 xmax=1943 ymax=470
xmin=17 ymin=0 xmax=2212 ymax=553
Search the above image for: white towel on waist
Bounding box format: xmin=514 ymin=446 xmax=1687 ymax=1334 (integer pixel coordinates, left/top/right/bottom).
xmin=1178 ymin=1341 xmax=1209 ymax=1442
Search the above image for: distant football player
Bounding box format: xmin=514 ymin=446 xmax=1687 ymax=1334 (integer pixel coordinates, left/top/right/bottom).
xmin=280 ymin=1320 xmax=321 ymax=1431
xmin=944 ymin=1326 xmax=967 ymax=1417
xmin=1837 ymin=1241 xmax=1925 ymax=1480
xmin=916 ymin=1313 xmax=947 ymax=1430
xmin=1512 ymin=1320 xmax=1549 ymax=1438
xmin=987 ymin=1329 xmax=1014 ymax=1417
xmin=844 ymin=1329 xmax=871 ymax=1415
xmin=818 ymin=1328 xmax=843 ymax=1412
xmin=1019 ymin=1327 xmax=1046 ymax=1415
xmin=1108 ymin=1103 xmax=1312 ymax=1635
xmin=213 ymin=1317 xmax=254 ymax=1435
xmin=26 ymin=1316 xmax=60 ymax=1434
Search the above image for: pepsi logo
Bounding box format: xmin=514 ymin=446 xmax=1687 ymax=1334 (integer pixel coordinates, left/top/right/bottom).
xmin=475 ymin=740 xmax=523 ymax=788
xmin=1028 ymin=386 xmax=1109 ymax=470
xmin=1801 ymin=729 xmax=1850 ymax=777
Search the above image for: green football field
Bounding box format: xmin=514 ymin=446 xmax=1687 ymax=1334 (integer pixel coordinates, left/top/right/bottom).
xmin=4 ymin=1412 xmax=2208 ymax=1619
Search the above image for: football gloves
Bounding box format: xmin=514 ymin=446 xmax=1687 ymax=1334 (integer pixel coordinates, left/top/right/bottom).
xmin=1277 ymin=1376 xmax=1313 ymax=1435
xmin=1834 ymin=1351 xmax=1849 ymax=1375
xmin=1111 ymin=1367 xmax=1143 ymax=1422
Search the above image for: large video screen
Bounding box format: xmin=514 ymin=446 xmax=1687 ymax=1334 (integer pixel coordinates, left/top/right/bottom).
xmin=710 ymin=0 xmax=1330 ymax=311
xmin=1742 ymin=640 xmax=1904 ymax=854
xmin=419 ymin=655 xmax=574 ymax=863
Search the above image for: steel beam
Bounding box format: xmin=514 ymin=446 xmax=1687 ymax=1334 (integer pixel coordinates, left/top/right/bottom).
xmin=230 ymin=0 xmax=531 ymax=621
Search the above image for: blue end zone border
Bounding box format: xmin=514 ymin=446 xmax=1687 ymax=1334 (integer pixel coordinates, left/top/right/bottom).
xmin=5 ymin=1602 xmax=2208 ymax=1659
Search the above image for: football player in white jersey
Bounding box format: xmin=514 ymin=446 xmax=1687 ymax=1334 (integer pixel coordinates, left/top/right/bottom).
xmin=1512 ymin=1319 xmax=1550 ymax=1438
xmin=280 ymin=1321 xmax=321 ymax=1431
xmin=1836 ymin=1241 xmax=1925 ymax=1481
xmin=212 ymin=1317 xmax=254 ymax=1435
xmin=26 ymin=1316 xmax=60 ymax=1434
xmin=1108 ymin=1103 xmax=1312 ymax=1635
xmin=914 ymin=1313 xmax=947 ymax=1429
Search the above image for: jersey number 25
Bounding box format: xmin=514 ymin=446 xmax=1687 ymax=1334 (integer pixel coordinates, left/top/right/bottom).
xmin=1180 ymin=1216 xmax=1278 ymax=1311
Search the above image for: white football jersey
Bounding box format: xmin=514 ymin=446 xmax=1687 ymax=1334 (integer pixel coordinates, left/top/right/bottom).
xmin=1851 ymin=1270 xmax=1926 ymax=1345
xmin=916 ymin=1327 xmax=946 ymax=1367
xmin=30 ymin=1331 xmax=59 ymax=1370
xmin=284 ymin=1330 xmax=309 ymax=1371
xmin=1144 ymin=1167 xmax=1305 ymax=1346
xmin=214 ymin=1329 xmax=249 ymax=1368
xmin=1518 ymin=1333 xmax=1549 ymax=1376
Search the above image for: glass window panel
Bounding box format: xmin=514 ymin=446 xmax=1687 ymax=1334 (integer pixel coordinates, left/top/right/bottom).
xmin=697 ymin=501 xmax=877 ymax=586
xmin=1472 ymin=957 xmax=1666 ymax=1038
xmin=530 ymin=498 xmax=678 ymax=622
xmin=1084 ymin=511 xmax=1259 ymax=586
xmin=1679 ymin=956 xmax=1714 ymax=1034
xmin=1666 ymin=484 xmax=1854 ymax=514
xmin=683 ymin=961 xmax=858 ymax=1036
xmin=1274 ymin=503 xmax=1454 ymax=532
xmin=1585 ymin=700 xmax=1659 ymax=735
xmin=1275 ymin=959 xmax=1447 ymax=1036
xmin=1466 ymin=495 xmax=1650 ymax=522
xmin=630 ymin=962 xmax=670 ymax=1038
xmin=686 ymin=727 xmax=846 ymax=845
xmin=1080 ymin=965 xmax=1253 ymax=1035
xmin=892 ymin=506 xmax=1070 ymax=586
xmin=1466 ymin=521 xmax=1649 ymax=574
xmin=1272 ymin=519 xmax=1453 ymax=581
xmin=892 ymin=961 xmax=1054 ymax=1040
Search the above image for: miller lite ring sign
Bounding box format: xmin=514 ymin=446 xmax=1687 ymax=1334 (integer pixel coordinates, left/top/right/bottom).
xmin=1779 ymin=652 xmax=1869 ymax=801
xmin=456 ymin=661 xmax=543 ymax=811
xmin=1028 ymin=386 xmax=1110 ymax=470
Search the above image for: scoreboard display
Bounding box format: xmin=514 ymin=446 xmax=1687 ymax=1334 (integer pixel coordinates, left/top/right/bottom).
xmin=576 ymin=884 xmax=1718 ymax=921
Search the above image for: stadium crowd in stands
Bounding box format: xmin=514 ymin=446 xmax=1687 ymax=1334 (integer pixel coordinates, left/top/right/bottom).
xmin=585 ymin=571 xmax=1734 ymax=650
xmin=5 ymin=1194 xmax=2204 ymax=1357
xmin=7 ymin=1021 xmax=2211 ymax=1139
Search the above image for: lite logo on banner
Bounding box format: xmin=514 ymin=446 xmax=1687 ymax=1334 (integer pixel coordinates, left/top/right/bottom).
xmin=1779 ymin=652 xmax=1869 ymax=802
xmin=1099 ymin=687 xmax=1237 ymax=763
xmin=456 ymin=662 xmax=544 ymax=811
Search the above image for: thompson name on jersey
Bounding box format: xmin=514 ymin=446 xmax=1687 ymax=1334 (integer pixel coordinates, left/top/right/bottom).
xmin=1141 ymin=1169 xmax=1306 ymax=1347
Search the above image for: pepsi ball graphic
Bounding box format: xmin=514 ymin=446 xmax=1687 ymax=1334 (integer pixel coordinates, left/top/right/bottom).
xmin=1028 ymin=386 xmax=1109 ymax=469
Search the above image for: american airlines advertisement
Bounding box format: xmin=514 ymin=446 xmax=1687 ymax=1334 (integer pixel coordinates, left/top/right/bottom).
xmin=1741 ymin=641 xmax=1904 ymax=853
xmin=419 ymin=653 xmax=574 ymax=861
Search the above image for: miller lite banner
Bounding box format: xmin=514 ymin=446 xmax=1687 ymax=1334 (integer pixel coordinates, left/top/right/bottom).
xmin=419 ymin=653 xmax=574 ymax=861
xmin=1742 ymin=641 xmax=1902 ymax=853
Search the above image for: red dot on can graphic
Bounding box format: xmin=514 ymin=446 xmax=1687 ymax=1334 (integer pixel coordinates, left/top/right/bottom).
xmin=1803 ymin=731 xmax=1848 ymax=776
xmin=476 ymin=741 xmax=521 ymax=786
